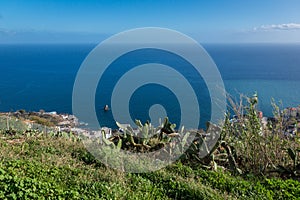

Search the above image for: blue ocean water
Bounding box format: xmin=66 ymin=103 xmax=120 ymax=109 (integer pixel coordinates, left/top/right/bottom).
xmin=0 ymin=43 xmax=300 ymax=128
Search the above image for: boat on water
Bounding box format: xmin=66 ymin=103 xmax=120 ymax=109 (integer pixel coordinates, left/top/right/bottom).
xmin=104 ymin=105 xmax=109 ymax=111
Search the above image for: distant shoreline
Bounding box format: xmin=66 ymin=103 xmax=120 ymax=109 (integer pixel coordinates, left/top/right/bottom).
xmin=1 ymin=104 xmax=300 ymax=137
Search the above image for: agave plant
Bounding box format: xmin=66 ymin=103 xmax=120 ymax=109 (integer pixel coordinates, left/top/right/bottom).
xmin=101 ymin=117 xmax=244 ymax=173
xmin=99 ymin=117 xmax=193 ymax=160
xmin=180 ymin=121 xmax=242 ymax=174
xmin=114 ymin=120 xmax=161 ymax=152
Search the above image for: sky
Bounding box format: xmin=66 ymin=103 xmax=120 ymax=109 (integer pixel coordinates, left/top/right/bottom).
xmin=1 ymin=0 xmax=300 ymax=43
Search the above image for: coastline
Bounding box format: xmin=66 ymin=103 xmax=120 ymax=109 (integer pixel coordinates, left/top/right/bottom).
xmin=1 ymin=104 xmax=300 ymax=138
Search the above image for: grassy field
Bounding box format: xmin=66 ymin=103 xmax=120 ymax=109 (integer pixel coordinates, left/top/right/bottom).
xmin=0 ymin=130 xmax=299 ymax=200
xmin=1 ymin=95 xmax=300 ymax=199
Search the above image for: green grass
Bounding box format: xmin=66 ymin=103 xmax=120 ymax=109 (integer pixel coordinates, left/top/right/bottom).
xmin=0 ymin=132 xmax=299 ymax=199
xmin=0 ymin=115 xmax=27 ymax=132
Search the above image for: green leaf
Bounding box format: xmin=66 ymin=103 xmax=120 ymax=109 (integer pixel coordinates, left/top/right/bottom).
xmin=181 ymin=132 xmax=190 ymax=148
xmin=287 ymin=148 xmax=296 ymax=161
xmin=180 ymin=126 xmax=184 ymax=134
xmin=170 ymin=123 xmax=176 ymax=130
xmin=135 ymin=120 xmax=143 ymax=128
xmin=102 ymin=131 xmax=113 ymax=146
xmin=116 ymin=121 xmax=126 ymax=129
xmin=163 ymin=117 xmax=169 ymax=126
xmin=142 ymin=124 xmax=149 ymax=139
xmin=116 ymin=138 xmax=122 ymax=151
xmin=213 ymin=161 xmax=218 ymax=170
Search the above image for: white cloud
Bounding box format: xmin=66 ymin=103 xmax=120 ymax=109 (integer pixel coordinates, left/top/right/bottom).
xmin=254 ymin=23 xmax=300 ymax=31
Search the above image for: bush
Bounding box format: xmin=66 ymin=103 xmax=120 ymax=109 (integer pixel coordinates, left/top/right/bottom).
xmin=29 ymin=116 xmax=55 ymax=127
